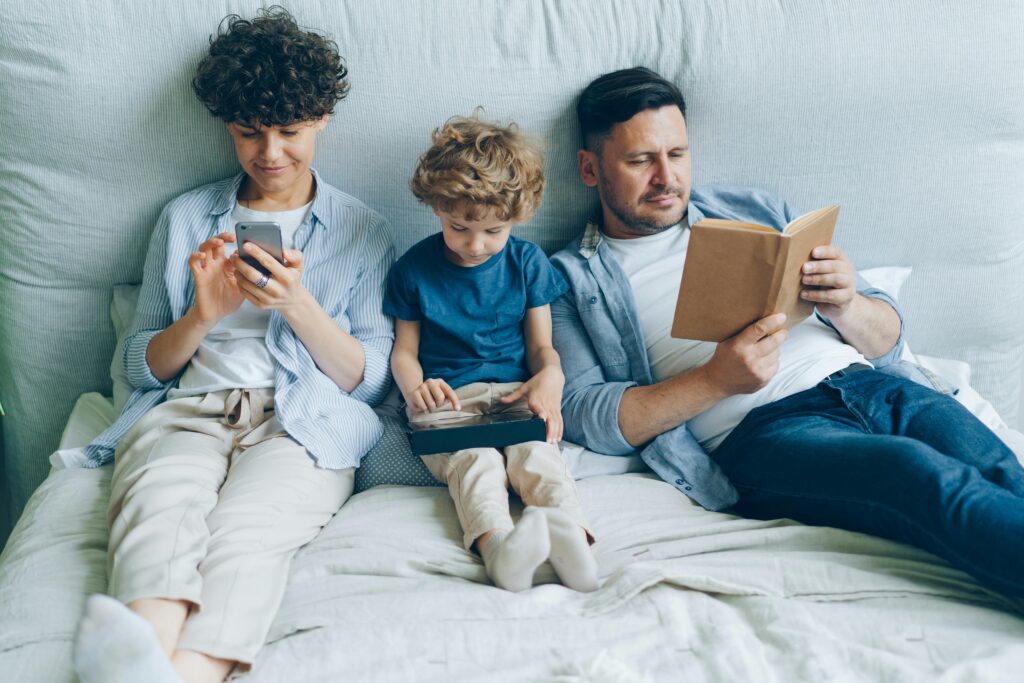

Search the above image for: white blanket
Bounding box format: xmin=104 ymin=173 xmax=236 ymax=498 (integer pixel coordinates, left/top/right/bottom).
xmin=3 ymin=463 xmax=1024 ymax=681
xmin=3 ymin=389 xmax=1024 ymax=681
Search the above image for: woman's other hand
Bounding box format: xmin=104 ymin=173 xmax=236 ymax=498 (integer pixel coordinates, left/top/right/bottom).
xmin=189 ymin=232 xmax=244 ymax=326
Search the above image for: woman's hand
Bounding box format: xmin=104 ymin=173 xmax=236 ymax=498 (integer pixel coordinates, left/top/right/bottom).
xmin=189 ymin=232 xmax=244 ymax=326
xmin=405 ymin=378 xmax=461 ymax=414
xmin=231 ymin=244 xmax=311 ymax=315
xmin=499 ymin=366 xmax=565 ymax=444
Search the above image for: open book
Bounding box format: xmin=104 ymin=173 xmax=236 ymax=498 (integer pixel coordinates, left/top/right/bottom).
xmin=671 ymin=205 xmax=840 ymax=342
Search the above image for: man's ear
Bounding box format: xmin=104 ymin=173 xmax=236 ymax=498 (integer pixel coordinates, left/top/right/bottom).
xmin=578 ymin=149 xmax=600 ymax=188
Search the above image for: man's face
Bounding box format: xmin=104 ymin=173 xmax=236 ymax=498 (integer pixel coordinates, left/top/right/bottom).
xmin=227 ymin=117 xmax=328 ymax=197
xmin=578 ymin=105 xmax=692 ymax=239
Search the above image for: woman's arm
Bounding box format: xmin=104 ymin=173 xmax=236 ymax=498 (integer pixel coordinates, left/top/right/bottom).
xmin=146 ymin=232 xmax=245 ymax=382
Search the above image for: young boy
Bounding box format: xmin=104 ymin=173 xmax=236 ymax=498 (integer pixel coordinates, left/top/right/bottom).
xmin=385 ymin=116 xmax=598 ymax=592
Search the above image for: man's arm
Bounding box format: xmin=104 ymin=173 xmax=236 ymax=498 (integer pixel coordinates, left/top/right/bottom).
xmin=617 ymin=313 xmax=789 ymax=446
xmin=801 ymin=245 xmax=901 ymax=360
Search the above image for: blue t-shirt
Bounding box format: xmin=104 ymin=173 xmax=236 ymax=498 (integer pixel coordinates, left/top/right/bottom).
xmin=384 ymin=233 xmax=568 ymax=389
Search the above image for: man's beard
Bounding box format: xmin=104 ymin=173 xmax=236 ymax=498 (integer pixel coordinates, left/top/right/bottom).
xmin=598 ymin=173 xmax=687 ymax=236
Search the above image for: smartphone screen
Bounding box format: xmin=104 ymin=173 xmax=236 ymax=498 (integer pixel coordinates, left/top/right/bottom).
xmin=234 ymin=222 xmax=284 ymax=277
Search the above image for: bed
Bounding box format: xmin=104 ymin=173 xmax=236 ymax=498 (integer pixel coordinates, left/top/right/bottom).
xmin=3 ymin=1 xmax=1024 ymax=681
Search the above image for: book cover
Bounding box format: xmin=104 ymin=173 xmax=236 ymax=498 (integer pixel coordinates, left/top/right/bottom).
xmin=671 ymin=205 xmax=839 ymax=342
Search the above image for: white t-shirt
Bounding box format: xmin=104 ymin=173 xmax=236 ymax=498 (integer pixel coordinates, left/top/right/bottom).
xmin=169 ymin=200 xmax=312 ymax=398
xmin=604 ymin=225 xmax=865 ymax=451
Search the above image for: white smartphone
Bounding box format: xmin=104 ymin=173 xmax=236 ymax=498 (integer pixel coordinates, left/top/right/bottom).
xmin=235 ymin=222 xmax=284 ymax=277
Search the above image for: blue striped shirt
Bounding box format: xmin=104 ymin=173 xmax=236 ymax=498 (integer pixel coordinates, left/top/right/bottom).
xmin=82 ymin=170 xmax=395 ymax=469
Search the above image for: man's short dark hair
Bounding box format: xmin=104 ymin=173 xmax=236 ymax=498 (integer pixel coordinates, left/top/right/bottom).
xmin=576 ymin=67 xmax=686 ymax=153
xmin=192 ymin=6 xmax=349 ymax=127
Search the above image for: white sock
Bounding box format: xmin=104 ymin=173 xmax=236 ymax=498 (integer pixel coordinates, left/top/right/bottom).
xmin=480 ymin=507 xmax=551 ymax=592
xmin=541 ymin=507 xmax=599 ymax=592
xmin=73 ymin=594 xmax=183 ymax=683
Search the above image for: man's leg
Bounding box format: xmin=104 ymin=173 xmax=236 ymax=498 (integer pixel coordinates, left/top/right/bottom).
xmin=863 ymin=374 xmax=1024 ymax=495
xmin=713 ymin=380 xmax=1024 ymax=597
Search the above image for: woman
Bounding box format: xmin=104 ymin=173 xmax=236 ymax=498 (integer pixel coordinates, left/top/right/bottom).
xmin=72 ymin=8 xmax=393 ymax=683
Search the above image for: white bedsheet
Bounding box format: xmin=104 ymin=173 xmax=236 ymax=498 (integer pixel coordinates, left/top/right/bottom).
xmin=2 ymin=393 xmax=1024 ymax=682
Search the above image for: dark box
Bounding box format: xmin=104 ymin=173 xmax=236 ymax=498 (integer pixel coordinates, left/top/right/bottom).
xmin=408 ymin=410 xmax=547 ymax=456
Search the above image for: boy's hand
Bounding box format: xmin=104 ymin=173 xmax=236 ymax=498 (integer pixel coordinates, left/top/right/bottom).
xmin=405 ymin=378 xmax=461 ymax=414
xmin=499 ymin=367 xmax=564 ymax=444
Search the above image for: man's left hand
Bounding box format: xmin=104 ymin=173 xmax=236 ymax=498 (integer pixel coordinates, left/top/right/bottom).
xmin=800 ymin=245 xmax=857 ymax=322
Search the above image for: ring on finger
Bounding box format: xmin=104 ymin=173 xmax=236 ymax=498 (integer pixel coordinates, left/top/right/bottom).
xmin=256 ymin=273 xmax=270 ymax=289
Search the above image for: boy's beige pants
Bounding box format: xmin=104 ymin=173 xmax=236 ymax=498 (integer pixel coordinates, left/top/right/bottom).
xmin=409 ymin=381 xmax=592 ymax=549
xmin=107 ymin=389 xmax=354 ymax=666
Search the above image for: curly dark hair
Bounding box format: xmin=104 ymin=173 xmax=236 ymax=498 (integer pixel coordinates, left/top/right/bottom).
xmin=192 ymin=6 xmax=349 ymax=126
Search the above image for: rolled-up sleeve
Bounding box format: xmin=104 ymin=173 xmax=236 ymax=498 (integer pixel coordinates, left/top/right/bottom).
xmin=815 ymin=271 xmax=906 ymax=367
xmin=551 ymin=292 xmax=636 ymax=456
xmin=346 ymin=213 xmax=395 ymax=406
xmin=123 ymin=208 xmax=175 ymax=390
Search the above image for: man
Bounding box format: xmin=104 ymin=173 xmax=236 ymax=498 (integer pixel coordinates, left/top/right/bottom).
xmin=550 ymin=66 xmax=1024 ymax=596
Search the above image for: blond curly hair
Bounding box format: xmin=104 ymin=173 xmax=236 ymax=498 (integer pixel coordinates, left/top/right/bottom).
xmin=410 ymin=115 xmax=545 ymax=223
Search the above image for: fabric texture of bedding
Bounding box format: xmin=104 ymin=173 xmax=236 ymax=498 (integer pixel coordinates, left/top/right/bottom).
xmin=3 ymin=460 xmax=1023 ymax=682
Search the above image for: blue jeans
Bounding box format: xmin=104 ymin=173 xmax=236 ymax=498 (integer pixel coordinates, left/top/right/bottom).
xmin=712 ymin=368 xmax=1024 ymax=597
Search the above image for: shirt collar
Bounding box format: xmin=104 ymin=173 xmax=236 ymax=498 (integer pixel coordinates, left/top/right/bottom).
xmin=210 ymin=167 xmax=329 ymax=228
xmin=578 ymin=198 xmax=704 ymax=259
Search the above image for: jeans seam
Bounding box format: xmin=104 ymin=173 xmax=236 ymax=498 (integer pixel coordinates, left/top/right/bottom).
xmin=734 ymin=482 xmax=1023 ymax=594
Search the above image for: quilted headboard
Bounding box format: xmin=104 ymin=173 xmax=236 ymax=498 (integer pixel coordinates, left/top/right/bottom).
xmin=2 ymin=1 xmax=1023 ymax=534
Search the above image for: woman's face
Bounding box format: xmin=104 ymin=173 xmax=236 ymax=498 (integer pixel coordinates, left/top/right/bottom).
xmin=226 ymin=116 xmax=328 ymax=198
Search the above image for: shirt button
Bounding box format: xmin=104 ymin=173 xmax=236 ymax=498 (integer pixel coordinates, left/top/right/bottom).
xmin=675 ymin=478 xmax=685 ymax=486
xmin=589 ymin=296 xmax=598 ymax=304
xmin=684 ymin=486 xmax=692 ymax=491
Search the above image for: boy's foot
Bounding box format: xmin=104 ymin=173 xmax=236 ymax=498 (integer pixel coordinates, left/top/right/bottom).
xmin=541 ymin=508 xmax=600 ymax=592
xmin=73 ymin=594 xmax=183 ymax=683
xmin=481 ymin=507 xmax=551 ymax=591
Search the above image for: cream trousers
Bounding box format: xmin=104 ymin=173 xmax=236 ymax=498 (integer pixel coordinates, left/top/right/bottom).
xmin=409 ymin=382 xmax=592 ymax=550
xmin=107 ymin=389 xmax=354 ymax=666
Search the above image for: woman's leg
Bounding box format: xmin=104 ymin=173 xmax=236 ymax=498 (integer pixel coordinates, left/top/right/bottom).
xmin=172 ymin=434 xmax=354 ymax=678
xmin=76 ymin=396 xmax=235 ymax=683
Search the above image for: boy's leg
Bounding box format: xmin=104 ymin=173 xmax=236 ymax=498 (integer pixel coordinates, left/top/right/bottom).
xmin=505 ymin=441 xmax=598 ymax=591
xmin=421 ymin=448 xmax=515 ymax=550
xmin=174 ymin=429 xmax=354 ymax=670
xmin=713 ymin=379 xmax=1024 ymax=597
xmin=411 ymin=383 xmax=516 ymax=549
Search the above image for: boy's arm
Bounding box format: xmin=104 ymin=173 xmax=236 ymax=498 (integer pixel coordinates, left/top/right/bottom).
xmin=392 ymin=318 xmax=460 ymax=413
xmin=499 ymin=304 xmax=564 ymax=443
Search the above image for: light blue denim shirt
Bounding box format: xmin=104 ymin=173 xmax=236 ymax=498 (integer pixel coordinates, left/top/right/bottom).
xmin=549 ymin=185 xmax=906 ymax=511
xmin=82 ymin=169 xmax=395 ymax=469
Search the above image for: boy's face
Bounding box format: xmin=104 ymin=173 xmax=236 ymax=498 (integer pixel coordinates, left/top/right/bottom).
xmin=434 ymin=206 xmax=514 ymax=267
xmin=226 ymin=116 xmax=328 ymax=197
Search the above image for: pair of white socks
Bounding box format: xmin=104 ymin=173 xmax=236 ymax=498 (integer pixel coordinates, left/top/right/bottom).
xmin=480 ymin=506 xmax=598 ymax=592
